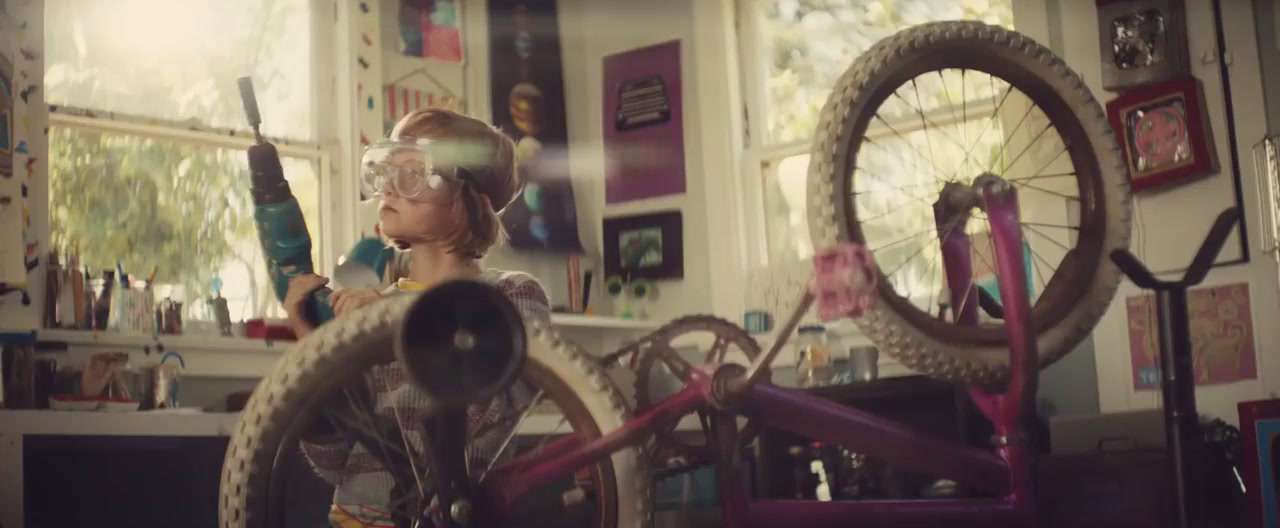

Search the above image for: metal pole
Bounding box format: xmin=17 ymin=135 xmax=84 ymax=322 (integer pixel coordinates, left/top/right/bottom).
xmin=1155 ymin=288 xmax=1200 ymax=528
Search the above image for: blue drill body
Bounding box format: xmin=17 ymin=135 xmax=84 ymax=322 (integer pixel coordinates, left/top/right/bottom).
xmin=248 ymin=141 xmax=335 ymax=326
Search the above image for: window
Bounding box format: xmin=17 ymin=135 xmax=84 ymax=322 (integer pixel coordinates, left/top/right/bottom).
xmin=739 ymin=0 xmax=1015 ymax=274
xmin=45 ymin=0 xmax=328 ymax=323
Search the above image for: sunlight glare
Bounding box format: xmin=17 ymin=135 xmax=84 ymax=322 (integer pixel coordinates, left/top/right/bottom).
xmin=106 ymin=0 xmax=211 ymax=61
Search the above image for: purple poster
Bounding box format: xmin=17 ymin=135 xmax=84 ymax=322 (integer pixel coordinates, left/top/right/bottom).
xmin=603 ymin=40 xmax=685 ymax=204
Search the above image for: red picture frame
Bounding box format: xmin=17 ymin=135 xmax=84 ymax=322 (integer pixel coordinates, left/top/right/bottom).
xmin=1105 ymin=76 xmax=1216 ymax=193
xmin=1240 ymin=398 xmax=1280 ymax=528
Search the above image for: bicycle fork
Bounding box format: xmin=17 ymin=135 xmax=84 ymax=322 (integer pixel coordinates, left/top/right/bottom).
xmin=935 ymin=175 xmax=1038 ymax=526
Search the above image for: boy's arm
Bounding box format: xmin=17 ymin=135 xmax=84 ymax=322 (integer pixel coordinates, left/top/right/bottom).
xmin=501 ymin=272 xmax=552 ymax=324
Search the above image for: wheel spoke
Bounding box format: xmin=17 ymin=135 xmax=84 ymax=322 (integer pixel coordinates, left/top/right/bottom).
xmin=852 ymin=161 xmax=942 ymax=207
xmin=890 ymin=88 xmax=967 ymax=154
xmin=871 ymin=226 xmax=935 ymax=253
xmin=1022 ymin=223 xmax=1073 ymax=252
xmin=1002 ymin=119 xmax=1055 ymax=174
xmin=988 ymin=94 xmax=1038 ymax=173
xmin=853 ymin=168 xmax=946 ymax=194
xmin=480 ymin=388 xmax=547 ymax=483
xmin=532 ymin=414 xmax=572 ymax=454
xmin=390 ymin=401 xmax=428 ymax=501
xmin=1008 ymin=178 xmax=1078 ymax=201
xmin=918 ymin=242 xmax=944 ymax=315
xmin=910 ymin=78 xmax=939 ymax=184
xmin=704 ymin=336 xmax=730 ymax=364
xmin=961 ymin=69 xmax=967 ymax=153
xmin=872 ymin=114 xmax=951 ymax=182
xmin=1025 ymin=228 xmax=1051 ymax=293
xmin=946 ymin=74 xmax=1012 ymax=181
xmin=337 ymin=386 xmax=410 ymax=460
xmin=953 ymin=265 xmax=981 ymax=324
xmin=883 ymin=213 xmax=966 ymax=278
xmin=972 ymin=213 xmax=1080 ymax=233
xmin=1010 ymin=171 xmax=1076 ymax=182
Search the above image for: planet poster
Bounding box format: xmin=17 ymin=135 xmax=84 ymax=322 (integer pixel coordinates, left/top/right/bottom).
xmin=487 ymin=0 xmax=582 ymax=252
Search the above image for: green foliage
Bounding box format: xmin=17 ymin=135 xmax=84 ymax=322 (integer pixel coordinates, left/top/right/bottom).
xmin=49 ymin=128 xmax=253 ymax=305
xmin=758 ymin=0 xmax=1013 ymax=143
xmin=43 ymin=0 xmax=318 ymax=318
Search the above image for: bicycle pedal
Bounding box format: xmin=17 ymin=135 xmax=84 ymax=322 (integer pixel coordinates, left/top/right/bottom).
xmin=812 ymin=243 xmax=877 ymax=321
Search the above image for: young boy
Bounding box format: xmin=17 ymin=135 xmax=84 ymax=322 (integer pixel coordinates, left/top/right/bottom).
xmin=284 ymin=109 xmax=550 ymax=526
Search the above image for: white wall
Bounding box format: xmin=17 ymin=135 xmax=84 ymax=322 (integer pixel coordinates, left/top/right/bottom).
xmin=555 ymin=0 xmax=727 ymax=321
xmin=367 ymin=0 xmax=1275 ymax=423
xmin=1056 ymin=0 xmax=1276 ymax=424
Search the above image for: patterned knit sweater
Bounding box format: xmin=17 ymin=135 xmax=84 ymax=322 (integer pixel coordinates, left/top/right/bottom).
xmin=299 ymin=269 xmax=550 ymax=525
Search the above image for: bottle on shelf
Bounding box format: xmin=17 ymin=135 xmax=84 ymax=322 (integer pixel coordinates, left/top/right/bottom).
xmin=794 ymin=325 xmax=834 ymax=387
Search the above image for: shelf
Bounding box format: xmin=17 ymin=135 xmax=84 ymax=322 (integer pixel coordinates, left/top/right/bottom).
xmin=35 ymin=315 xmax=657 ymax=355
xmin=550 ymin=314 xmax=661 ymax=331
xmin=0 ymin=409 xmax=702 ymax=437
xmin=35 ymin=329 xmax=284 ymax=354
xmin=0 ymin=409 xmax=242 ymax=436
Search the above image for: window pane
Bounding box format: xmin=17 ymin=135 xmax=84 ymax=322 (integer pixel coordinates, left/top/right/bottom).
xmin=762 ymin=116 xmax=1007 ymax=302
xmin=762 ymin=153 xmax=814 ymax=262
xmin=45 ymin=0 xmax=314 ymax=140
xmin=755 ymin=0 xmax=1013 ymax=144
xmin=49 ymin=127 xmax=320 ymax=324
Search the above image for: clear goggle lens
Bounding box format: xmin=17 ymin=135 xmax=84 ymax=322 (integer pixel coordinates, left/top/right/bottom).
xmin=360 ymin=138 xmax=451 ymax=200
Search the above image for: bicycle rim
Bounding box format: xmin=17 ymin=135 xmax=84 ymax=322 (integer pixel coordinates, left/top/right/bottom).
xmin=808 ymin=22 xmax=1130 ymax=384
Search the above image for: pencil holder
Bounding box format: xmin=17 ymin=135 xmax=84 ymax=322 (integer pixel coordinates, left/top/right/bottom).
xmin=108 ymin=287 xmax=156 ymax=334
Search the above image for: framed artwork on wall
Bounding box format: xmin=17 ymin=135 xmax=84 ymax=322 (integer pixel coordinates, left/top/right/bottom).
xmin=602 ymin=211 xmax=683 ymax=280
xmin=1096 ymin=0 xmax=1189 ymax=92
xmin=1241 ymin=399 xmax=1280 ymax=528
xmin=1105 ymin=76 xmax=1217 ymax=194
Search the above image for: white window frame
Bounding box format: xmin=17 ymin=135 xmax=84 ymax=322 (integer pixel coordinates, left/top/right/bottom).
xmin=47 ymin=107 xmax=335 ymax=274
xmin=734 ymin=0 xmax=1046 ymax=270
xmin=40 ymin=0 xmax=352 ymax=324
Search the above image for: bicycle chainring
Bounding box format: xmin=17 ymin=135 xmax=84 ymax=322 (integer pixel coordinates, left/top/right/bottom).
xmin=631 ymin=315 xmax=763 ymax=466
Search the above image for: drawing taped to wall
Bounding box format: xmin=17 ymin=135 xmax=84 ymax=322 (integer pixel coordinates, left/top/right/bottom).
xmin=396 ymin=0 xmax=464 ymax=63
xmin=1125 ymin=281 xmax=1257 ymax=390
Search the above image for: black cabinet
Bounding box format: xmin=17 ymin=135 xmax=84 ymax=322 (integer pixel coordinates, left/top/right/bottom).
xmin=753 ymin=375 xmax=994 ymax=500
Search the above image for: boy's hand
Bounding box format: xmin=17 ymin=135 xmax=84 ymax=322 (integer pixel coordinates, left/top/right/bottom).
xmin=284 ymin=273 xmax=329 ymax=336
xmin=330 ymin=287 xmax=382 ymax=316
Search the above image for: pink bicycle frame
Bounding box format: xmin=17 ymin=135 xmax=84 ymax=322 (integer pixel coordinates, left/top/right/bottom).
xmin=480 ymin=180 xmax=1039 ymax=527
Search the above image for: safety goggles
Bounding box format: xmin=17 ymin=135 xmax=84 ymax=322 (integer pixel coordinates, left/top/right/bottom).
xmin=360 ymin=137 xmax=482 ymax=202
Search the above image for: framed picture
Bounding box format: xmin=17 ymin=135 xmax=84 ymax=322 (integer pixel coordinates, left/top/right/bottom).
xmin=1243 ymin=399 xmax=1280 ymax=528
xmin=1096 ymin=0 xmax=1189 ymax=92
xmin=602 ymin=211 xmax=683 ymax=280
xmin=1105 ymin=76 xmax=1216 ymax=193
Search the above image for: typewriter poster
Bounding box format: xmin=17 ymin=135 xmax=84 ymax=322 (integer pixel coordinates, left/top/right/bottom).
xmin=603 ymin=40 xmax=686 ymax=204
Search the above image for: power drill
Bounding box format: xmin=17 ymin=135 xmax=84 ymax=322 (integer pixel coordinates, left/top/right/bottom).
xmin=238 ymin=77 xmax=335 ymax=326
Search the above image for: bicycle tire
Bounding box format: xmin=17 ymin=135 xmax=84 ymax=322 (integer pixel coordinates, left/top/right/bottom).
xmin=807 ymin=21 xmax=1131 ymax=385
xmin=218 ymin=294 xmax=650 ymax=528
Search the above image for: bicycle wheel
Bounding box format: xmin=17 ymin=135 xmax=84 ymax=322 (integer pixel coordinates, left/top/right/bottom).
xmin=219 ymin=293 xmax=649 ymax=528
xmin=807 ymin=21 xmax=1131 ymax=385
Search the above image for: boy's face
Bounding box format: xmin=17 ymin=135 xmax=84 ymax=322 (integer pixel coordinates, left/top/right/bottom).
xmin=377 ymin=149 xmax=458 ymax=245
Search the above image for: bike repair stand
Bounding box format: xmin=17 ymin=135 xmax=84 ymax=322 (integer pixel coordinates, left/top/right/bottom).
xmin=1109 ymin=207 xmax=1241 ymax=528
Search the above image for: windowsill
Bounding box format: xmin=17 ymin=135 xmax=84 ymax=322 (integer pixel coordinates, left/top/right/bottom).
xmin=36 ymin=315 xmax=658 ymax=353
xmin=0 ymin=409 xmax=702 ymax=436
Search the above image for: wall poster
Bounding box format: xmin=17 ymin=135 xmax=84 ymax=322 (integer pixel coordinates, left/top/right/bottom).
xmin=603 ymin=40 xmax=686 ymax=204
xmin=487 ymin=0 xmax=582 ymax=252
xmin=1125 ymin=282 xmax=1258 ymax=390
